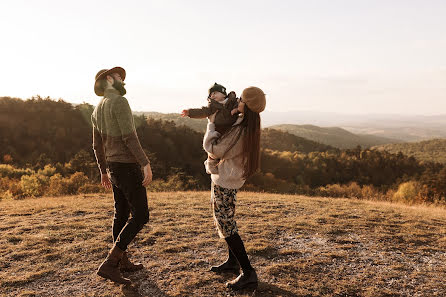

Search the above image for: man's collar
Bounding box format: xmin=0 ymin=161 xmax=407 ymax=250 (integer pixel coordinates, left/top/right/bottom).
xmin=104 ymin=88 xmax=121 ymax=97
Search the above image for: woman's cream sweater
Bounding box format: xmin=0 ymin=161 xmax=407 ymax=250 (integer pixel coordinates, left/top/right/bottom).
xmin=203 ymin=122 xmax=246 ymax=189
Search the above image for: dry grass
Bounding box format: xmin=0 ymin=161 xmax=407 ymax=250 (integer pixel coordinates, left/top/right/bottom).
xmin=0 ymin=192 xmax=445 ymax=297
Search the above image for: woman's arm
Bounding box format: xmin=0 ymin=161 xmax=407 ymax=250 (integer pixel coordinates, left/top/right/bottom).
xmin=203 ymin=122 xmax=244 ymax=160
xmin=203 ymin=122 xmax=221 ymax=159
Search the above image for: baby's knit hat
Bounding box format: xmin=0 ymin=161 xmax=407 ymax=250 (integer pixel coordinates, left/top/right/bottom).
xmin=208 ymin=82 xmax=227 ymax=96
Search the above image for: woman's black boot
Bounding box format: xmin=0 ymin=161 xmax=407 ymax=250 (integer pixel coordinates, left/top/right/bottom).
xmin=224 ymin=233 xmax=258 ymax=290
xmin=210 ymin=246 xmax=240 ymax=273
xmin=226 ymin=269 xmax=258 ymax=290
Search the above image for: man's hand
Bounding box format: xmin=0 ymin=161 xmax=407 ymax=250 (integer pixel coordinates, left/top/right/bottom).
xmin=181 ymin=109 xmax=189 ymax=117
xmin=208 ymin=112 xmax=217 ymax=123
xmin=142 ymin=163 xmax=153 ymax=187
xmin=101 ymin=174 xmax=112 ymax=190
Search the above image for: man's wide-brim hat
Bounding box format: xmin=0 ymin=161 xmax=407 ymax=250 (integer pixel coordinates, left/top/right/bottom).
xmin=94 ymin=67 xmax=126 ymax=96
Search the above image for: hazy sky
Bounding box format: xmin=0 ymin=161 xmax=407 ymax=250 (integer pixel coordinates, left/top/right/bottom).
xmin=1 ymin=0 xmax=445 ymax=114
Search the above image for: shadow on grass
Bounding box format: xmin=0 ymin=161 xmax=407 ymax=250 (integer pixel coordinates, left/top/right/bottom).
xmin=121 ymin=269 xmax=169 ymax=297
xmin=121 ymin=284 xmax=144 ymax=297
xmin=251 ymin=282 xmax=299 ymax=297
xmin=121 ymin=282 xmax=169 ymax=297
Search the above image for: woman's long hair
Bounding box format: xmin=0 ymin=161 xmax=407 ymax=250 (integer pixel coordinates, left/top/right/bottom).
xmin=218 ymin=105 xmax=261 ymax=179
xmin=240 ymin=105 xmax=261 ymax=178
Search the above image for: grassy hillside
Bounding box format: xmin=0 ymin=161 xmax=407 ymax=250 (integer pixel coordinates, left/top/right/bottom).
xmin=1 ymin=192 xmax=445 ymax=296
xmin=373 ymin=138 xmax=446 ymax=164
xmin=271 ymin=124 xmax=401 ymax=149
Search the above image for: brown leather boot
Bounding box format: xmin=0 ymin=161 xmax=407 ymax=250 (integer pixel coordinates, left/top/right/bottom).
xmin=97 ymin=245 xmax=131 ymax=285
xmin=120 ymin=252 xmax=144 ymax=272
xmin=226 ymin=269 xmax=258 ymax=291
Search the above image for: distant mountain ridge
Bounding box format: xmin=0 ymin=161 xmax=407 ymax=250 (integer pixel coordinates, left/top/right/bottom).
xmin=136 ymin=110 xmax=446 ymax=143
xmin=135 ymin=111 xmax=403 ymax=149
xmin=270 ymin=124 xmax=401 ymax=149
xmin=261 ymin=111 xmax=446 ymax=142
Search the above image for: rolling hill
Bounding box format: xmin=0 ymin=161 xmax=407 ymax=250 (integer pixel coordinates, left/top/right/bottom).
xmin=261 ymin=128 xmax=335 ymax=153
xmin=373 ymin=138 xmax=446 ymax=164
xmin=135 ymin=111 xmax=337 ymax=153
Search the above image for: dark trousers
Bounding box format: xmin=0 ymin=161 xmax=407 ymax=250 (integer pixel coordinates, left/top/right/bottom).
xmin=107 ymin=162 xmax=149 ymax=251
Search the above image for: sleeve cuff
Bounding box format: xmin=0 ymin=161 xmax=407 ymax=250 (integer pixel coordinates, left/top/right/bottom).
xmin=207 ymin=122 xmax=216 ymax=131
xmin=140 ymin=159 xmax=150 ymax=168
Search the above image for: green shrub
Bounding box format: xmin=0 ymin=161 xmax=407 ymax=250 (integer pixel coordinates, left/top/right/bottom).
xmin=0 ymin=177 xmax=12 ymax=192
xmin=20 ymin=174 xmax=44 ymax=197
xmin=0 ymin=177 xmax=23 ymax=199
xmin=393 ymin=181 xmax=421 ymax=203
xmin=361 ymin=184 xmax=381 ymax=200
xmin=0 ymin=190 xmax=14 ymax=200
xmin=317 ymin=184 xmax=342 ymax=197
xmin=0 ymin=164 xmax=34 ymax=179
xmin=148 ymin=176 xmax=185 ymax=192
xmin=148 ymin=172 xmax=201 ymax=192
xmin=316 ymin=182 xmax=366 ymax=199
xmin=37 ymin=164 xmax=57 ymax=177
xmin=345 ymin=182 xmax=363 ymax=198
xmin=47 ymin=172 xmax=89 ymax=196
xmin=67 ymin=172 xmax=89 ymax=194
xmin=8 ymin=181 xmax=23 ymax=198
xmin=78 ymin=184 xmax=104 ymax=194
xmin=245 ymin=172 xmax=298 ymax=193
xmin=48 ymin=174 xmax=69 ymax=196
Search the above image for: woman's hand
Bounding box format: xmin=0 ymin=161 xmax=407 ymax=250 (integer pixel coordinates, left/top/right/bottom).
xmin=208 ymin=112 xmax=217 ymax=123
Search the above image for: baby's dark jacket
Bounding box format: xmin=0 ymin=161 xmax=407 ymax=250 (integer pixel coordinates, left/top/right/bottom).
xmin=188 ymin=96 xmax=239 ymax=133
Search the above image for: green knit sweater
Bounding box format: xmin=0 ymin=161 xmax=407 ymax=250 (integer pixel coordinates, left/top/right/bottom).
xmin=91 ymin=89 xmax=149 ymax=174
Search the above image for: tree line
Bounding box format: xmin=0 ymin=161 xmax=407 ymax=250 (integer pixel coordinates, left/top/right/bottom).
xmin=0 ymin=96 xmax=445 ymax=204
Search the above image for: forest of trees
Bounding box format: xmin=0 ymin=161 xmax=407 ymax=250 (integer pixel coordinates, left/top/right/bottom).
xmin=1 ymin=96 xmax=445 ymax=205
xmin=373 ymin=138 xmax=446 ymax=164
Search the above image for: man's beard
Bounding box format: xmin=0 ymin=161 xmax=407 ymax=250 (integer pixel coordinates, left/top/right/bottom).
xmin=113 ymin=80 xmax=127 ymax=96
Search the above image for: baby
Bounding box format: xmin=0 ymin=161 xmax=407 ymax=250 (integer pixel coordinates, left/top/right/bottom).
xmin=181 ymin=82 xmax=239 ymax=174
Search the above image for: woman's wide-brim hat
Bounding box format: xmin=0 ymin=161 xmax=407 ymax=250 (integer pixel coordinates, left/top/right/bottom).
xmin=94 ymin=67 xmax=126 ymax=96
xmin=241 ymin=86 xmax=266 ymax=113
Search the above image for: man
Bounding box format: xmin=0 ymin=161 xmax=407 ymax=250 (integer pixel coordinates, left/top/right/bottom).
xmin=91 ymin=66 xmax=152 ymax=285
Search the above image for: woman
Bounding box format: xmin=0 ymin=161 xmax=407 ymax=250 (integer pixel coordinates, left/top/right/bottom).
xmin=203 ymin=86 xmax=266 ymax=290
